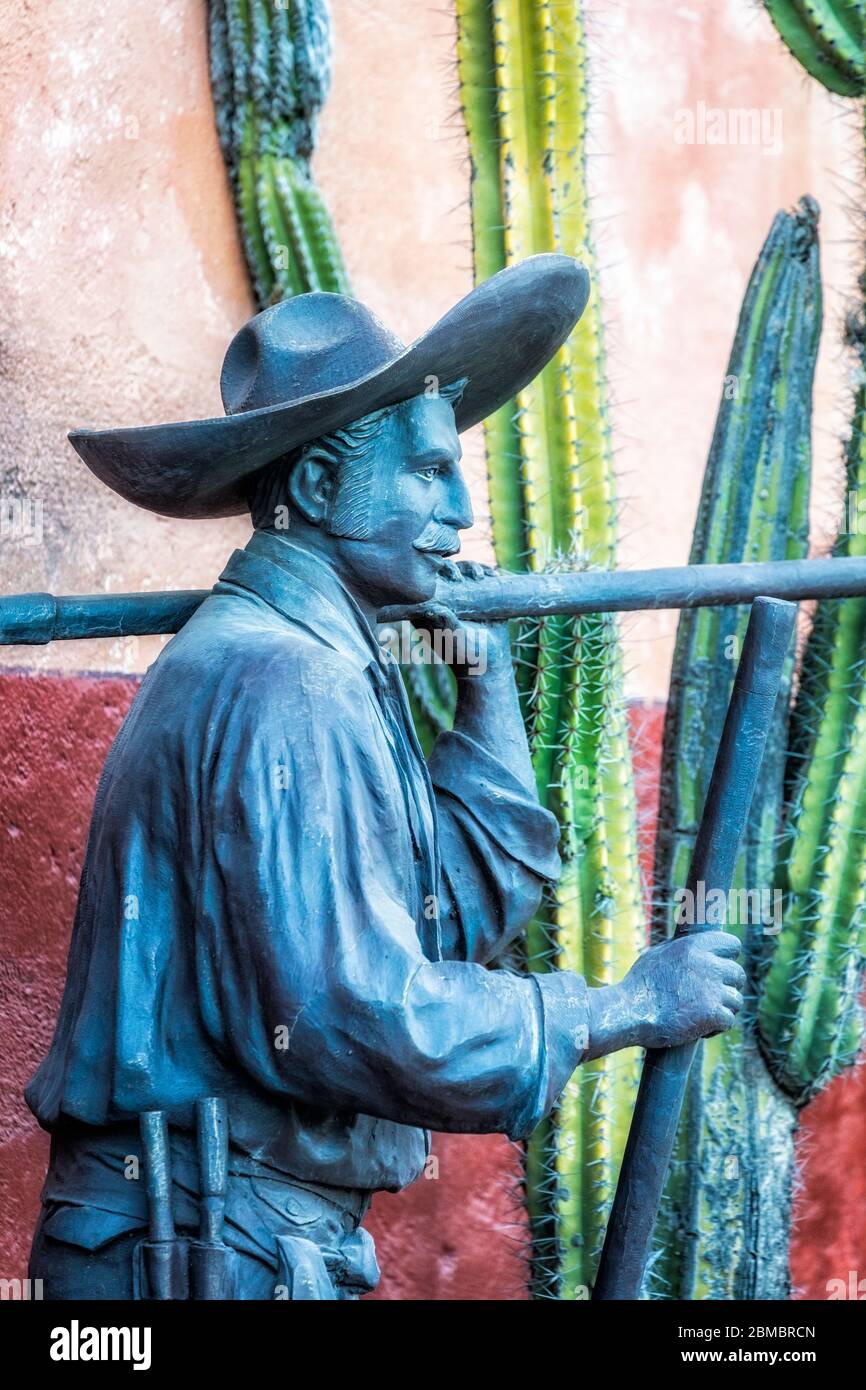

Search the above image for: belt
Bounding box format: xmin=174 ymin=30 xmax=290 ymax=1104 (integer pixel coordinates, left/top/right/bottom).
xmin=39 ymin=1124 xmax=379 ymax=1297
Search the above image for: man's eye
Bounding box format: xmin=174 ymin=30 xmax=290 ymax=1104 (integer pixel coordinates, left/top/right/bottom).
xmin=416 ymin=465 xmax=440 ymax=482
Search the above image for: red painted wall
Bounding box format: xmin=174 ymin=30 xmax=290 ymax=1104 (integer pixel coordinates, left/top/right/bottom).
xmin=1 ymin=674 xmax=864 ymax=1299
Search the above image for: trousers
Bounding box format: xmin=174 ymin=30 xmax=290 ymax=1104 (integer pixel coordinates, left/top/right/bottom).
xmin=29 ymin=1125 xmax=380 ymax=1301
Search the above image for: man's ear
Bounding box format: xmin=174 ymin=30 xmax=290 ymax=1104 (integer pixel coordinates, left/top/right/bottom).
xmin=287 ymin=452 xmax=335 ymax=527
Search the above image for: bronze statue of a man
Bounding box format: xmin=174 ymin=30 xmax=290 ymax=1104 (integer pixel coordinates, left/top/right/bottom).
xmin=26 ymin=256 xmax=744 ymax=1300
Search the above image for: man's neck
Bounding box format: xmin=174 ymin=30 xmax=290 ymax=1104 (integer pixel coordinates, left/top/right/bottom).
xmin=253 ymin=527 xmax=379 ymax=627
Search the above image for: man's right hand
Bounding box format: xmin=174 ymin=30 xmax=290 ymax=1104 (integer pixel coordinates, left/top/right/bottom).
xmin=585 ymin=931 xmax=745 ymax=1060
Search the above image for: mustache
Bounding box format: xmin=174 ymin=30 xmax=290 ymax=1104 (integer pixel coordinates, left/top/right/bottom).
xmin=412 ymin=521 xmax=461 ymax=556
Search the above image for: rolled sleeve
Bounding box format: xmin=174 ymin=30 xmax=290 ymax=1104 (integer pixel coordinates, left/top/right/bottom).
xmin=507 ymin=971 xmax=591 ymax=1139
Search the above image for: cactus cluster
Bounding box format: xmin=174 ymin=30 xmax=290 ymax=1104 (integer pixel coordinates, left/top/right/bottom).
xmin=456 ymin=0 xmax=645 ymax=1298
xmin=759 ymin=321 xmax=866 ymax=1102
xmin=651 ymin=199 xmax=823 ymax=1300
xmin=649 ymin=0 xmax=866 ymax=1296
xmin=208 ymin=0 xmax=350 ymax=303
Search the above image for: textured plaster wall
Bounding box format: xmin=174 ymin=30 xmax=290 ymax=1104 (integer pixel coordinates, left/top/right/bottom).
xmin=598 ymin=2 xmax=861 ymax=696
xmin=1 ymin=0 xmax=860 ymax=697
xmin=1 ymin=0 xmax=865 ymax=1302
xmin=0 ymin=0 xmax=252 ymax=678
xmin=0 ymin=0 xmax=473 ymax=676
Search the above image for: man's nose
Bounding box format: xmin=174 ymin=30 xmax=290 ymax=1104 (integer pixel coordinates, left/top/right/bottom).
xmin=440 ymin=475 xmax=474 ymax=532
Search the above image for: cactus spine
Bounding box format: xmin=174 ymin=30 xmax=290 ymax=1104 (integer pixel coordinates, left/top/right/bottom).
xmin=651 ymin=201 xmax=823 ymax=1300
xmin=208 ymin=0 xmax=350 ymax=303
xmin=457 ymin=0 xmax=645 ymax=1298
xmin=764 ymin=0 xmax=864 ymax=95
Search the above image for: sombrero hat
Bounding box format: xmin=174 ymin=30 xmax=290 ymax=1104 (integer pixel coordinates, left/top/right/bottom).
xmin=68 ymin=254 xmax=590 ymax=519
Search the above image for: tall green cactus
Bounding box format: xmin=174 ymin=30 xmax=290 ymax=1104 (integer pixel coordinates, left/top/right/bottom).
xmin=457 ymin=0 xmax=645 ymax=1298
xmin=760 ymin=324 xmax=866 ymax=1101
xmin=762 ymin=0 xmax=866 ymax=1277
xmin=650 ymin=200 xmax=823 ymax=1300
xmin=760 ymin=1 xmax=866 ymax=1105
xmin=208 ymin=0 xmax=350 ymax=302
xmin=651 ymin=0 xmax=866 ymax=1296
xmin=756 ymin=0 xmax=866 ymax=1089
xmin=653 ymin=202 xmax=821 ymax=947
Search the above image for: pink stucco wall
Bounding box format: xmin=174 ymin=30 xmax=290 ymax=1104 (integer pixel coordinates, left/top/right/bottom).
xmin=1 ymin=1 xmax=865 ymax=1300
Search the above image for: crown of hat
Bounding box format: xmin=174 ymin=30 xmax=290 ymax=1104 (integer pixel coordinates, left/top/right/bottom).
xmin=220 ymin=294 xmax=407 ymax=417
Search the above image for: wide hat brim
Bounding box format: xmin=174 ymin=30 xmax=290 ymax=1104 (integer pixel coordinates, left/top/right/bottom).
xmin=69 ymin=254 xmax=590 ymax=519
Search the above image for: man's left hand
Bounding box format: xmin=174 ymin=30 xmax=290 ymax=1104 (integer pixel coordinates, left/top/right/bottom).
xmin=410 ymin=560 xmax=512 ymax=682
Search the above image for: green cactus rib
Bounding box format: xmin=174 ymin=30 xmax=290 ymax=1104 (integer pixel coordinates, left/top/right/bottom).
xmin=760 ymin=353 xmax=866 ymax=1101
xmin=456 ymin=3 xmax=524 ymax=570
xmin=208 ymin=0 xmax=350 ymax=304
xmin=457 ymin=0 xmax=644 ymax=1299
xmin=650 ymin=200 xmax=822 ymax=1301
xmin=403 ymin=661 xmax=456 ymax=758
xmin=765 ymin=0 xmax=864 ymax=97
xmin=653 ymin=200 xmax=821 ymax=948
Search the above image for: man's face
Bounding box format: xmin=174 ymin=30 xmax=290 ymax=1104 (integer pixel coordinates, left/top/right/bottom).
xmin=331 ymin=393 xmax=474 ymax=609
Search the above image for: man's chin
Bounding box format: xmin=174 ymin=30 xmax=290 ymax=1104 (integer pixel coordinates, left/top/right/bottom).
xmin=378 ymin=562 xmax=441 ymax=611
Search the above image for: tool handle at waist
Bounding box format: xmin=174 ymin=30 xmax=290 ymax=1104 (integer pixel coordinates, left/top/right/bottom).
xmin=138 ymin=1110 xmax=187 ymax=1299
xmin=196 ymin=1096 xmax=228 ymax=1246
xmin=140 ymin=1110 xmax=174 ymax=1245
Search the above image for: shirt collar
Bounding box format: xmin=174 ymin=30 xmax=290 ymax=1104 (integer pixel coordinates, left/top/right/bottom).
xmin=216 ymin=530 xmax=392 ymax=682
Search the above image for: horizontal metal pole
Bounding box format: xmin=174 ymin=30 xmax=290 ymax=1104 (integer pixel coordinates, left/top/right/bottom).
xmin=3 ymin=556 xmax=866 ymax=645
xmin=419 ymin=555 xmax=866 ymax=622
xmin=0 ymin=590 xmax=210 ymax=645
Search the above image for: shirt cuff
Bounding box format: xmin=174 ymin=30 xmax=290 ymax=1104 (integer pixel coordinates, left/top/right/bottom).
xmin=428 ymin=730 xmax=561 ymax=882
xmin=506 ymin=970 xmax=591 ymax=1141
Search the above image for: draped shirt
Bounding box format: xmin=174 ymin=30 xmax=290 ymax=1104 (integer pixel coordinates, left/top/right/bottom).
xmin=27 ymin=531 xmax=590 ymax=1192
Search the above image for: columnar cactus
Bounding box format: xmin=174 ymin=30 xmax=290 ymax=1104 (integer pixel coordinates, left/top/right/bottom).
xmin=208 ymin=0 xmax=350 ymax=303
xmin=653 ymin=202 xmax=821 ymax=947
xmin=651 ymin=201 xmax=823 ymax=1300
xmin=456 ymin=0 xmax=645 ymax=1298
xmin=759 ymin=314 xmax=866 ymax=1101
xmin=649 ymin=1 xmax=866 ymax=1300
xmin=765 ymin=0 xmax=863 ymax=96
xmin=760 ymin=1 xmax=866 ymax=1112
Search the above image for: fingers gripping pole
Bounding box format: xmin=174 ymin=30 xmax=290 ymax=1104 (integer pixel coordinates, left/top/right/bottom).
xmin=592 ymin=597 xmax=798 ymax=1301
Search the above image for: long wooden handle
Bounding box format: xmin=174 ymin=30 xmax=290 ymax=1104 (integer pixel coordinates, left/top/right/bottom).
xmin=2 ymin=556 xmax=866 ymax=643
